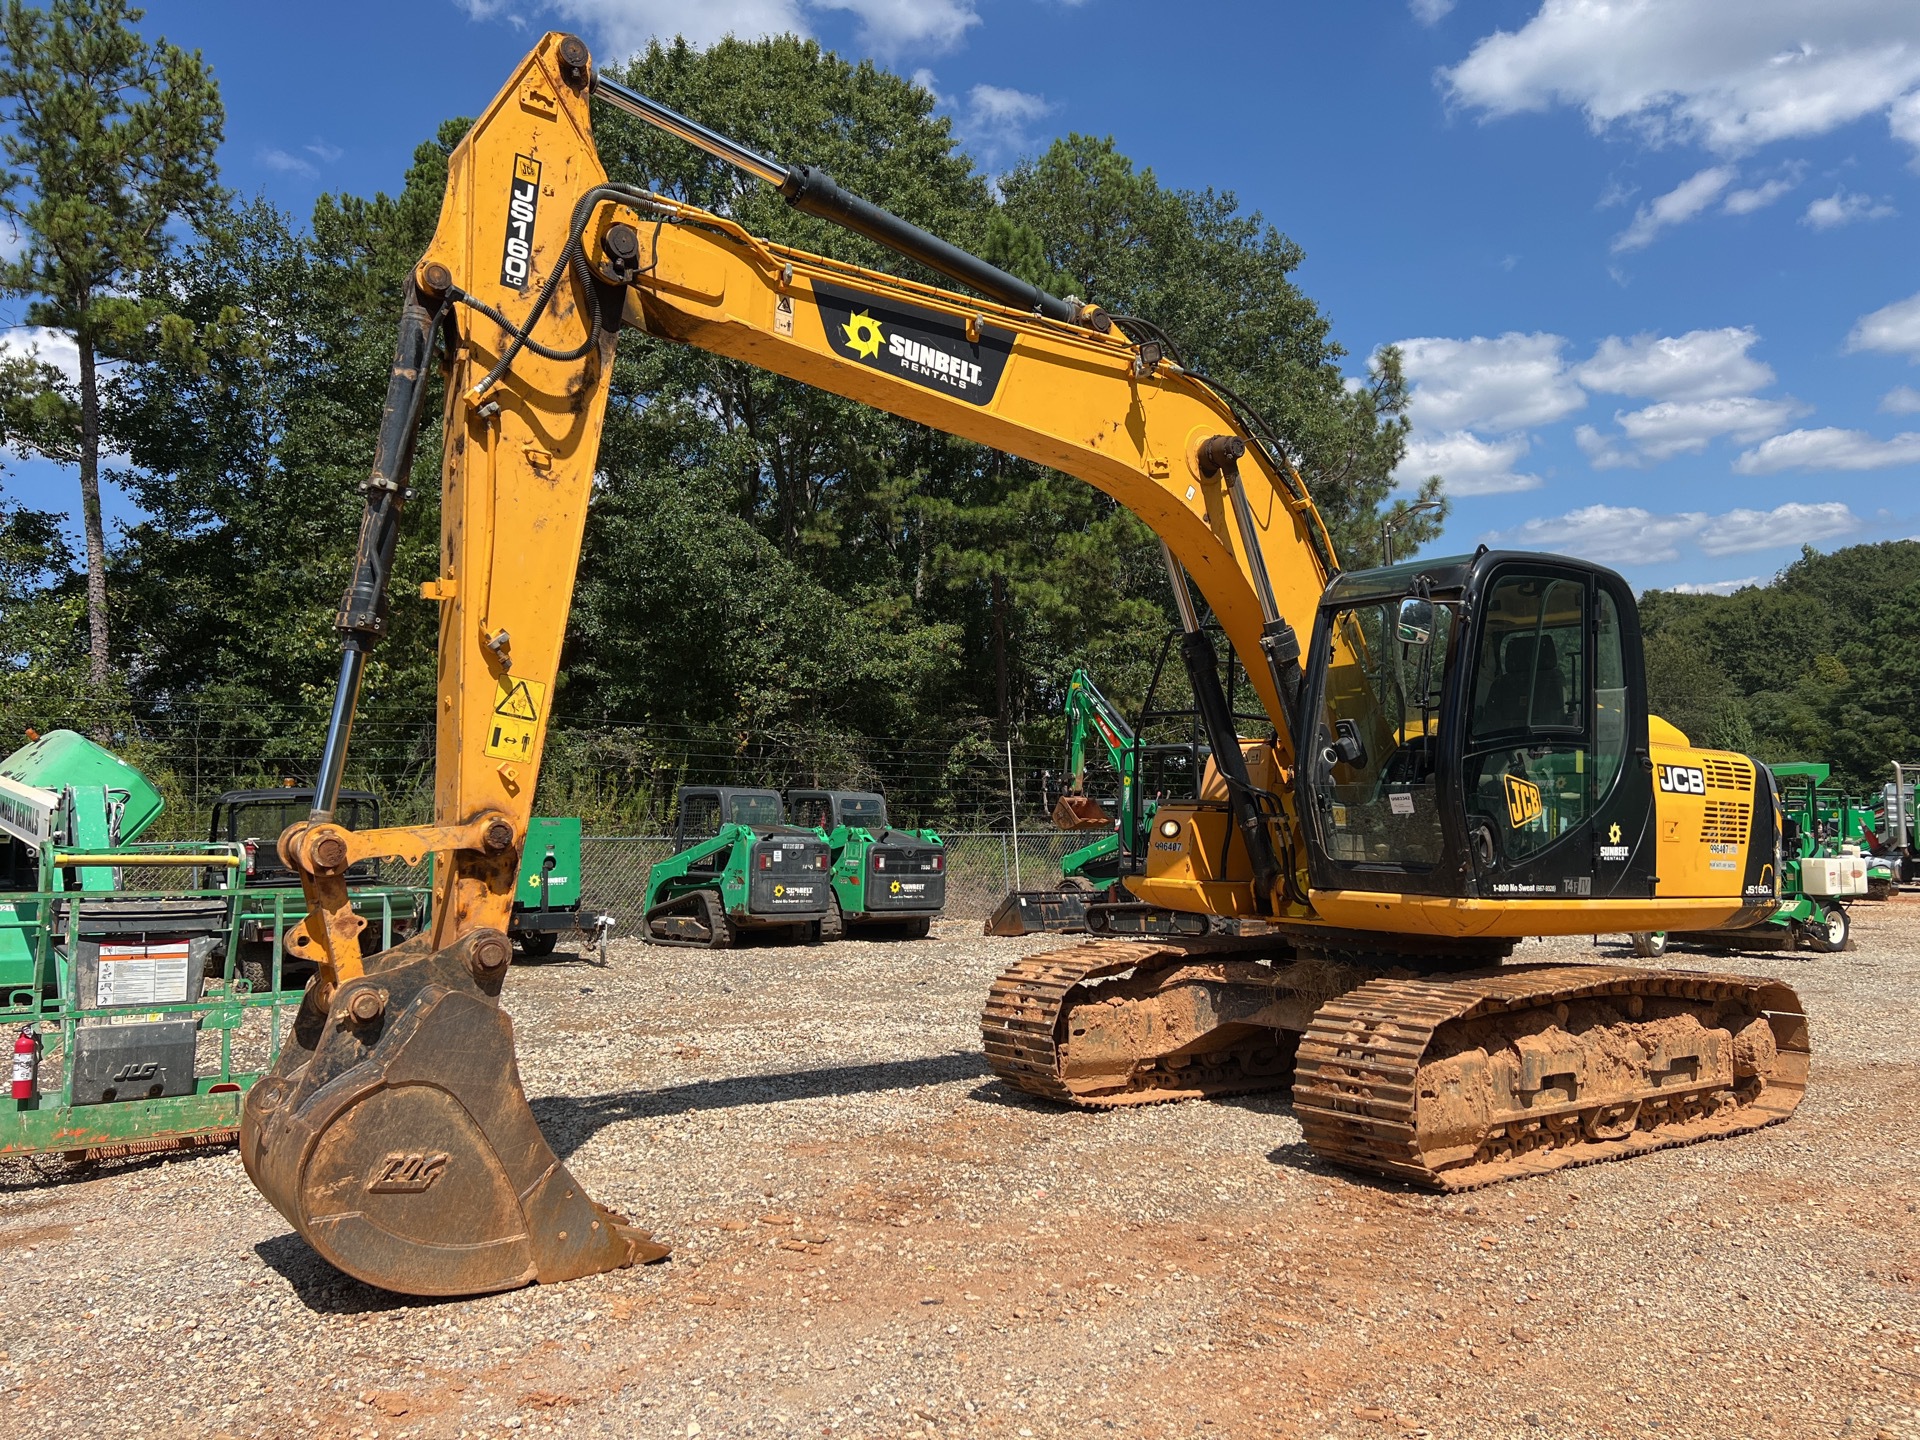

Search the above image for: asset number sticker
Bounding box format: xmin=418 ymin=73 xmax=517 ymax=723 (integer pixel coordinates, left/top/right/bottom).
xmin=484 ymin=676 xmax=547 ymax=762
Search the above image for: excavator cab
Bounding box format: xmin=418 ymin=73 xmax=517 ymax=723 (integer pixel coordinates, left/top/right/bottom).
xmin=1298 ymin=550 xmax=1660 ymax=904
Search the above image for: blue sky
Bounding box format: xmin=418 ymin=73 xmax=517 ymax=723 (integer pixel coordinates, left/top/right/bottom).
xmin=4 ymin=0 xmax=1919 ymax=594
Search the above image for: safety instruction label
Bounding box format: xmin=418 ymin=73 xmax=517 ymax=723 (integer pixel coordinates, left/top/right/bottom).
xmin=96 ymin=941 xmax=192 ymax=1007
xmin=484 ymin=676 xmax=548 ymax=762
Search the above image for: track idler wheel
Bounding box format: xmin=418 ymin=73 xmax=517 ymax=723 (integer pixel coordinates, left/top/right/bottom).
xmin=240 ymin=928 xmax=667 ymax=1297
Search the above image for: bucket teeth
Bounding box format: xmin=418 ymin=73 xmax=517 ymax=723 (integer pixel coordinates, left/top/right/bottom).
xmin=241 ymin=929 xmax=665 ymax=1297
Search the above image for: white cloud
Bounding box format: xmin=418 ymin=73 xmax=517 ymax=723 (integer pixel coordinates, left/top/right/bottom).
xmin=1734 ymin=427 xmax=1920 ymax=473
xmin=1882 ymin=384 xmax=1920 ymax=414
xmin=1668 ymin=577 xmax=1760 ymax=595
xmin=1395 ymin=430 xmax=1542 ymax=496
xmin=1848 ymin=289 xmax=1920 ymax=359
xmin=1442 ymin=1 xmax=1920 ymax=158
xmin=0 ymin=326 xmax=80 ymax=385
xmin=305 ymin=140 xmax=344 ymax=165
xmin=1610 ymin=165 xmax=1734 ymax=252
xmin=814 ymin=0 xmax=979 ymax=55
xmin=1699 ymin=501 xmax=1858 ymax=554
xmin=910 ymin=66 xmax=944 ymax=102
xmin=1575 ymin=326 xmax=1774 ymax=401
xmin=1802 ymin=188 xmax=1897 ymax=228
xmin=955 ymin=83 xmax=1054 ymax=165
xmin=1410 ymin=0 xmax=1454 ymax=25
xmin=1893 ymin=88 xmax=1920 ymax=161
xmin=1485 ymin=500 xmax=1860 ymax=565
xmin=1486 ymin=504 xmax=1707 ymax=565
xmin=1394 ymin=332 xmax=1585 ymax=431
xmin=1580 ymin=395 xmax=1807 ymax=467
xmin=1596 ymin=176 xmax=1638 ymax=209
xmin=465 ymin=0 xmax=979 ymax=57
xmin=260 ymin=147 xmax=315 ymax=177
xmin=1722 ymin=170 xmax=1801 ymax=214
xmin=553 ymin=0 xmax=806 ymax=51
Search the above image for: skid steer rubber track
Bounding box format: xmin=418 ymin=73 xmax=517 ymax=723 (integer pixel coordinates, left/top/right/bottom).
xmin=644 ymin=890 xmax=737 ymax=949
xmin=1292 ymin=963 xmax=1809 ymax=1191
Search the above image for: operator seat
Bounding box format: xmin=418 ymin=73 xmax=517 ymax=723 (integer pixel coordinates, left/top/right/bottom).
xmin=1483 ymin=634 xmax=1566 ymax=732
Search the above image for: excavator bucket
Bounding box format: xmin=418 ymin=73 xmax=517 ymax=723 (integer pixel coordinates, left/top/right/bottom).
xmin=984 ymin=887 xmax=1094 ymax=936
xmin=241 ymin=928 xmax=667 ymax=1296
xmin=1050 ymin=793 xmax=1114 ymax=830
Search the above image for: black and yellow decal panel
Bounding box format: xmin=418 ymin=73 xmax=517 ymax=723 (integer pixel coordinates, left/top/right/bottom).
xmin=813 ymin=279 xmax=1013 ymax=407
xmin=501 ymin=153 xmax=541 ymax=289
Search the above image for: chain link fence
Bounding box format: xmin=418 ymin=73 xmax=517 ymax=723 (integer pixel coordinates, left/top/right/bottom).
xmin=579 ymin=830 xmax=1095 ymax=924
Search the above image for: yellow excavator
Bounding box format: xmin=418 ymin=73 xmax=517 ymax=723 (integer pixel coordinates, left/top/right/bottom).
xmin=242 ymin=33 xmax=1809 ymax=1298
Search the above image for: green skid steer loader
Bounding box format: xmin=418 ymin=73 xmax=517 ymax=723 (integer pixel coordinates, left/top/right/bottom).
xmin=787 ymin=790 xmax=945 ymax=939
xmin=642 ymin=788 xmax=831 ymax=948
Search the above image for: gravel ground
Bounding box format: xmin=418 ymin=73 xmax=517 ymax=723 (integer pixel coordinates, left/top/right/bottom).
xmin=2 ymin=902 xmax=1916 ymax=1440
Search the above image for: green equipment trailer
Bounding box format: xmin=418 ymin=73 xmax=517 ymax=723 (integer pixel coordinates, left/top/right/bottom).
xmin=1634 ymin=760 xmax=1866 ymax=957
xmin=0 ymin=733 xmax=298 ymax=1160
xmin=510 ymin=815 xmax=613 ymax=957
xmin=786 ymin=790 xmax=945 ymax=938
xmin=642 ymin=787 xmax=831 ymax=948
xmin=206 ymin=787 xmax=425 ymax=988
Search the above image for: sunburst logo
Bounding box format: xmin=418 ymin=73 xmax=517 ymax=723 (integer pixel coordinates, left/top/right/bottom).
xmin=842 ymin=310 xmax=884 ymax=359
xmin=1609 ymin=822 xmax=1621 ymax=843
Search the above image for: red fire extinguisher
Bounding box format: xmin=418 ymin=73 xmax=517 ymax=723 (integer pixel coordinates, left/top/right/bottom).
xmin=11 ymin=1028 xmax=38 ymax=1101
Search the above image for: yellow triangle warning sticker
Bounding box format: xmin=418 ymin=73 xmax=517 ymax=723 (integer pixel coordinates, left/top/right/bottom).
xmin=484 ymin=676 xmax=547 ymax=763
xmin=494 ymin=679 xmax=542 ymax=721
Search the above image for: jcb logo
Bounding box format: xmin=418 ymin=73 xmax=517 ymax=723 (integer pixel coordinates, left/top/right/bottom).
xmin=1504 ymin=774 xmax=1543 ymax=829
xmin=367 ymin=1151 xmax=450 ymax=1194
xmin=1658 ymin=765 xmax=1706 ymax=795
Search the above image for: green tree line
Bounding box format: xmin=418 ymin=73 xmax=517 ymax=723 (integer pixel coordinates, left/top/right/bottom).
xmin=0 ymin=7 xmax=1438 ymax=827
xmin=1640 ymin=541 xmax=1920 ymax=794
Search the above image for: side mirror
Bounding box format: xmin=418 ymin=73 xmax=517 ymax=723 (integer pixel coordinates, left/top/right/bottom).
xmin=1396 ymin=596 xmax=1435 ymax=647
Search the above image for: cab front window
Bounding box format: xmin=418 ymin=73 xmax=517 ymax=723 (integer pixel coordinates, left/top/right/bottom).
xmin=1307 ymin=596 xmax=1457 ymax=870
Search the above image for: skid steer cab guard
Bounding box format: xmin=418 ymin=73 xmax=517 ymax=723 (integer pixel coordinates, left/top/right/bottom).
xmin=642 ymin=788 xmax=831 ymax=947
xmin=788 ymin=789 xmax=946 ymax=937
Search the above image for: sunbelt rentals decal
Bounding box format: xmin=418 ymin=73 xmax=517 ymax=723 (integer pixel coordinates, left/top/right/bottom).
xmin=500 ymin=154 xmax=541 ymax=289
xmin=814 ymin=280 xmax=1014 ymax=407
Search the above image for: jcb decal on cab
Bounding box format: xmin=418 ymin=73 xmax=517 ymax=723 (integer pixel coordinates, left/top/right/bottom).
xmin=1658 ymin=765 xmax=1706 ymax=795
xmin=1504 ymin=774 xmax=1543 ymax=828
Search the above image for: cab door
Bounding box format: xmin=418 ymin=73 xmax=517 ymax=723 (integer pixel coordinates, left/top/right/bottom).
xmin=1457 ymin=563 xmax=1655 ymax=901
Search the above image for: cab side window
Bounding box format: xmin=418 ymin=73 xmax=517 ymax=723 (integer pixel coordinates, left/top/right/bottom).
xmin=791 ymin=797 xmax=828 ymax=830
xmin=1594 ymin=590 xmax=1628 ymax=799
xmin=1463 ymin=574 xmax=1594 ymax=864
xmin=679 ymin=793 xmax=721 ymax=843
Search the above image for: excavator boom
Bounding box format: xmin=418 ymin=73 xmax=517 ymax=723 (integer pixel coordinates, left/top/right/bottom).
xmin=241 ymin=33 xmax=1806 ymax=1298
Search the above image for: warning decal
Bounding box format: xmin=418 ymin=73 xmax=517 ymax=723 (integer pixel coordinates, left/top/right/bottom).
xmin=484 ymin=676 xmax=548 ymax=762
